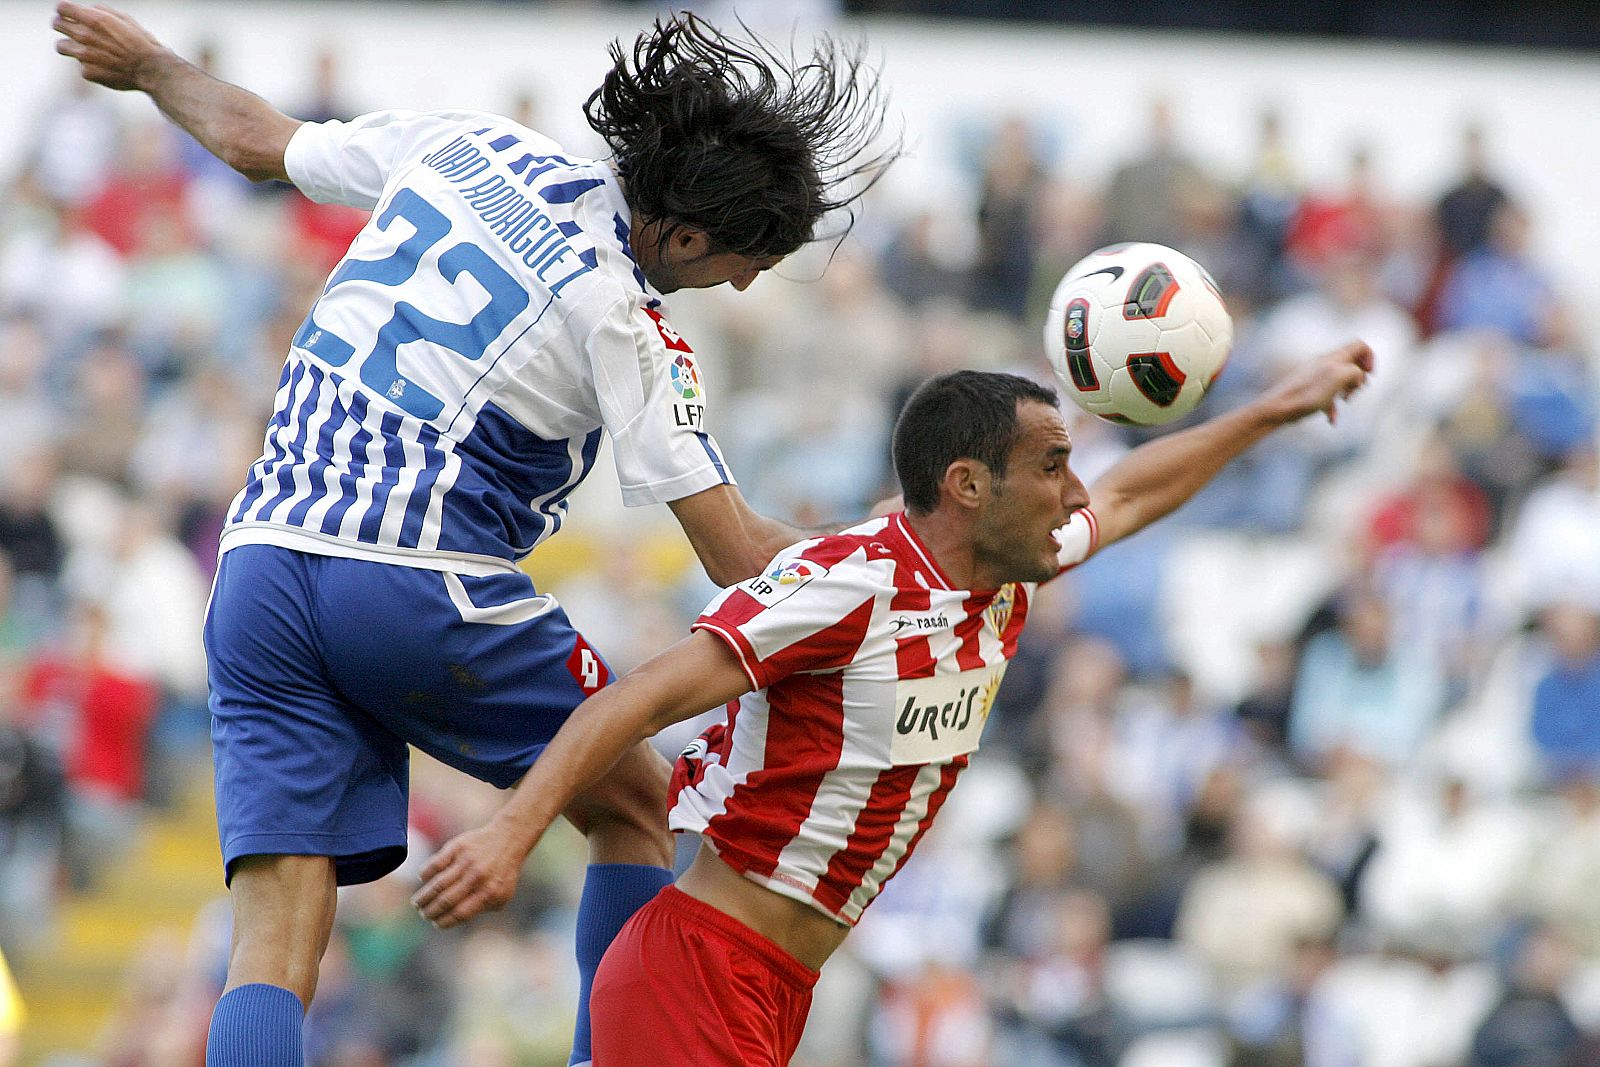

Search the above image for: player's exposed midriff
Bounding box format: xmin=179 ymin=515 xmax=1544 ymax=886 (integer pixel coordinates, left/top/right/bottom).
xmin=675 ymin=841 xmax=845 ymax=972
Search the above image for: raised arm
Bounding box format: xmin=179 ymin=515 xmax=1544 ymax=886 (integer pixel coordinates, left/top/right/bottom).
xmin=412 ymin=629 xmax=752 ymax=928
xmin=1089 ymin=341 xmax=1374 ymax=549
xmin=52 ymin=1 xmax=299 ymax=183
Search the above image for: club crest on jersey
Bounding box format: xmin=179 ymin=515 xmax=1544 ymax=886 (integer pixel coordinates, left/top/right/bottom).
xmin=985 ymin=583 xmax=1016 ymax=636
xmin=741 ymin=558 xmax=827 ymax=606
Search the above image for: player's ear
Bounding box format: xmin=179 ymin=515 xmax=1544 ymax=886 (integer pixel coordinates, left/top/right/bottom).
xmin=669 ymin=224 xmax=714 ymax=261
xmin=941 ymin=459 xmax=990 ymax=512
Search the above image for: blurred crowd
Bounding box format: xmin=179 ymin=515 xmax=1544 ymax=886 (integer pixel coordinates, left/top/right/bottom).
xmin=1 ymin=41 xmax=1598 ymax=1067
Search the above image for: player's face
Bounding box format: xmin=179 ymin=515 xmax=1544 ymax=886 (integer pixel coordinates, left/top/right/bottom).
xmin=635 ymin=222 xmax=782 ymax=294
xmin=650 ymin=246 xmax=782 ymax=294
xmin=973 ymin=401 xmax=1090 ymax=585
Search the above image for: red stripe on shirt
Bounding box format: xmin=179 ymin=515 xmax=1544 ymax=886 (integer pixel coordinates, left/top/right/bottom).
xmin=707 ymin=598 xmax=874 ymax=878
xmin=812 ymin=763 xmax=922 ymax=916
xmin=759 ymin=592 xmax=878 ymax=680
xmin=884 ymin=757 xmax=968 ymax=888
xmin=953 ymin=593 xmax=988 ymax=672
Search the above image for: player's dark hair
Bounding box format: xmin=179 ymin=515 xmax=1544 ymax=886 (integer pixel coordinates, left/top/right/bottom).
xmin=894 ymin=371 xmax=1060 ymax=515
xmin=585 ymin=13 xmax=897 ymax=259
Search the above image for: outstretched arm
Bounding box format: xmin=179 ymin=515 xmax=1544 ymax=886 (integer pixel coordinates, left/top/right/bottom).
xmin=52 ymin=1 xmax=298 ymax=182
xmin=412 ymin=630 xmax=751 ymax=928
xmin=1089 ymin=341 xmax=1374 ymax=550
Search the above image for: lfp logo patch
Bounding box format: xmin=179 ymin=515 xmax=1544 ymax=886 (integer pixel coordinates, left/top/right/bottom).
xmin=670 ymin=354 xmax=701 ymax=399
xmin=741 ymin=557 xmax=828 ymax=606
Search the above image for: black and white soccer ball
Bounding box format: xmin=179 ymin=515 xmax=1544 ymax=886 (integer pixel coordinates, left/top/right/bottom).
xmin=1044 ymin=242 xmax=1233 ymax=426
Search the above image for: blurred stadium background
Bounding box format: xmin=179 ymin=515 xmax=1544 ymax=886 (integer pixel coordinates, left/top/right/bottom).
xmin=1 ymin=1 xmax=1599 ymax=1064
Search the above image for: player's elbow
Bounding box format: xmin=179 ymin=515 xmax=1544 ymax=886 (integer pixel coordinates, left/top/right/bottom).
xmin=222 ymin=143 xmax=287 ymax=184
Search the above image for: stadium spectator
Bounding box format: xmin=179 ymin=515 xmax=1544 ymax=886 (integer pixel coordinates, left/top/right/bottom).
xmin=21 ymin=74 xmax=123 ymax=207
xmin=969 ymin=116 xmax=1046 ymax=320
xmin=1227 ymin=936 xmax=1360 ymax=1067
xmin=983 ymin=802 xmax=1083 ymax=961
xmin=1288 ymin=586 xmax=1445 ymax=771
xmin=988 ymin=889 xmax=1120 ymax=1067
xmin=83 ymin=120 xmax=190 ymax=260
xmin=878 ymin=211 xmax=967 ymax=309
xmin=1229 ymin=108 xmax=1302 ymax=305
xmin=1176 ymin=785 xmax=1343 ymax=993
xmin=1436 ymin=202 xmax=1555 ymax=345
xmin=0 ymin=668 xmax=69 ymax=954
xmin=1528 ymin=603 xmax=1600 ymax=781
xmin=1100 ymin=98 xmax=1206 ymax=250
xmin=1284 ymin=146 xmax=1387 ymax=275
xmin=0 ymin=195 xmax=126 ymax=356
xmin=1358 ymin=776 xmax=1528 ymax=955
xmin=19 ymin=599 xmax=158 ymax=863
xmin=1502 ymin=444 xmax=1600 ymax=616
xmin=1468 ymin=923 xmax=1589 ymax=1067
xmin=0 ymin=449 xmax=67 ymax=591
xmin=1520 ymin=775 xmax=1600 ymax=955
xmin=1435 ymin=122 xmax=1510 ymax=263
xmin=1255 ymin=248 xmax=1418 ymax=458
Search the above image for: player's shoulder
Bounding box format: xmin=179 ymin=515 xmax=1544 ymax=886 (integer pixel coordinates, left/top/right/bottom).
xmin=773 ymin=518 xmax=902 ymax=585
xmin=728 ymin=525 xmax=895 ymax=615
xmin=348 ymin=108 xmax=559 ymax=145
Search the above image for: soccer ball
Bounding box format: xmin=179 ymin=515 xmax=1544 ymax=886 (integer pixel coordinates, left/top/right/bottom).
xmin=1043 ymin=243 xmax=1233 ymax=426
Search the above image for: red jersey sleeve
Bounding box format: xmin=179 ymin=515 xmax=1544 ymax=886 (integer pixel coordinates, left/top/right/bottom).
xmin=692 ymin=547 xmax=877 ymax=691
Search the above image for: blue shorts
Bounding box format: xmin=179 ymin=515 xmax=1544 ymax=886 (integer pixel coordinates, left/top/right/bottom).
xmin=205 ymin=544 xmax=614 ymax=886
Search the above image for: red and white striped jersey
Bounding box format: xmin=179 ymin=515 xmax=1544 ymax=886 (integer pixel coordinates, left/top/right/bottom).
xmin=671 ymin=507 xmax=1099 ymax=926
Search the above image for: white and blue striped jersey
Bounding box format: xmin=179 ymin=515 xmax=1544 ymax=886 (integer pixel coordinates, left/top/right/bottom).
xmin=220 ymin=110 xmax=736 ymax=575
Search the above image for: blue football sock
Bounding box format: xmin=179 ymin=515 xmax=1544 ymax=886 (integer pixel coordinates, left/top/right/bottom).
xmin=206 ymin=983 xmax=304 ymax=1067
xmin=570 ymin=862 xmax=673 ymax=1067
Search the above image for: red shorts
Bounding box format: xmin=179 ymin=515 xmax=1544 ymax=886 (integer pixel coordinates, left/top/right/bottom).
xmin=590 ymin=885 xmax=820 ymax=1067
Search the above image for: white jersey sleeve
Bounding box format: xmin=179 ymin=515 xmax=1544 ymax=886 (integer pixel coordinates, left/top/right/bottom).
xmin=1054 ymin=507 xmax=1100 ymax=572
xmin=693 ymin=546 xmax=876 ymax=690
xmin=587 ymin=300 xmax=737 ymax=506
xmin=285 ymin=109 xmax=529 ymax=210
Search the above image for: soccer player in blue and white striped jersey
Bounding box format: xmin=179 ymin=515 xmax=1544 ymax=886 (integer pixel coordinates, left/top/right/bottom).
xmin=53 ymin=4 xmax=895 ymax=1065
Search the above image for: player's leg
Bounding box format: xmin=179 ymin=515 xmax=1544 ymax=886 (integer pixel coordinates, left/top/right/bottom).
xmin=561 ymin=739 xmax=675 ymax=1067
xmin=205 ymin=854 xmax=336 ymax=1067
xmin=315 ymin=565 xmax=677 ymax=1067
xmin=205 ymin=546 xmax=414 ymax=1067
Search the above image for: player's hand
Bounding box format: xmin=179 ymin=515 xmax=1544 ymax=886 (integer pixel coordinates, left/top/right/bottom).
xmin=1270 ymin=341 xmax=1375 ymax=425
xmin=53 ymin=2 xmax=171 ymax=92
xmin=869 ymin=493 xmax=903 ymax=519
xmin=411 ymin=823 xmax=529 ymax=929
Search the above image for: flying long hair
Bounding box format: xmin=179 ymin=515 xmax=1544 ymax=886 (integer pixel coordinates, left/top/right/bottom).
xmin=585 ymin=13 xmax=898 ymax=259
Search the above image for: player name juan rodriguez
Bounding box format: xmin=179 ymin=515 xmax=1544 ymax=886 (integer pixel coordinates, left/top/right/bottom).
xmin=421 ymin=134 xmax=597 ymax=297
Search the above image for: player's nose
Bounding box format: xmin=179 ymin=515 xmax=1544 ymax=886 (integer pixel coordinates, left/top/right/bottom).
xmin=1062 ymin=468 xmax=1090 ymax=512
xmin=729 ymin=267 xmax=760 ymax=291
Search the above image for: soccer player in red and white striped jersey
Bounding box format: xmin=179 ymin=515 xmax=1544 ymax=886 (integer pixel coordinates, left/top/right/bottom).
xmin=414 ymin=343 xmax=1373 ymax=1066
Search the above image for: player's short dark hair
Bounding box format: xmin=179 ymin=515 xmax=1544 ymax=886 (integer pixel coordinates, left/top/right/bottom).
xmin=585 ymin=13 xmax=896 ymax=259
xmin=893 ymin=371 xmax=1059 ymax=515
